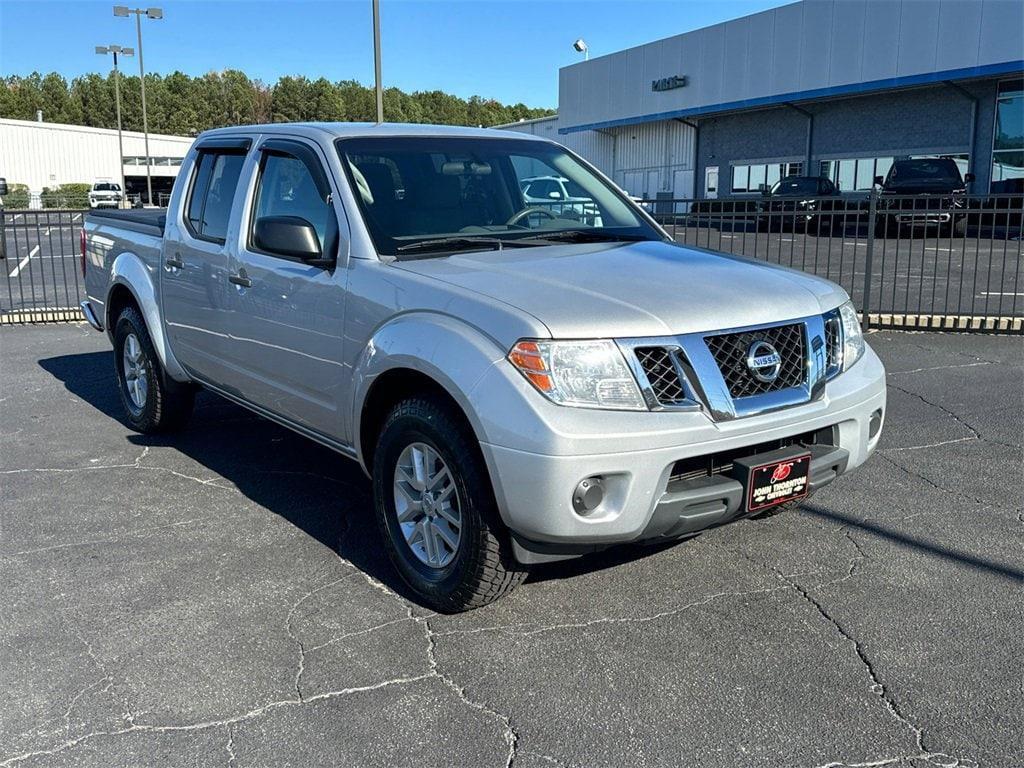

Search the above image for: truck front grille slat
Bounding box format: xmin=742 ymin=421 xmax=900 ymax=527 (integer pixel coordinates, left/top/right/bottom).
xmin=704 ymin=323 xmax=805 ymax=399
xmin=635 ymin=347 xmax=687 ymax=405
xmin=824 ymin=315 xmax=842 ymax=374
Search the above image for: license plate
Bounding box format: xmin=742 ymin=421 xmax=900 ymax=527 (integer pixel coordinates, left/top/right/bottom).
xmin=734 ymin=450 xmax=811 ymax=513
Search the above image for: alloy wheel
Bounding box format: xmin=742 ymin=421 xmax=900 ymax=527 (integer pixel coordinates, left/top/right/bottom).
xmin=392 ymin=442 xmax=462 ymax=568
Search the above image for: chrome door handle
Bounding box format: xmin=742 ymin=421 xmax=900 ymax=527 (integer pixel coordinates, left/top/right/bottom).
xmin=165 ymin=256 xmax=184 ymax=269
xmin=228 ymin=273 xmax=252 ymax=288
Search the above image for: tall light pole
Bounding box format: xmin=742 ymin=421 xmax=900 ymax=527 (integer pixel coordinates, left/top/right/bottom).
xmin=114 ymin=5 xmax=162 ymax=206
xmin=372 ymin=0 xmax=383 ymax=123
xmin=95 ymin=44 xmax=134 ymax=208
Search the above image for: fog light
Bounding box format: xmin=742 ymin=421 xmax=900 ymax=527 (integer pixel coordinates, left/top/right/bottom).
xmin=572 ymin=477 xmax=605 ymax=515
xmin=869 ymin=408 xmax=883 ymax=438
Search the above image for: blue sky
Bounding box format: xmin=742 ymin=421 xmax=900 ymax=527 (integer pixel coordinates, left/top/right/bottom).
xmin=0 ymin=0 xmax=788 ymax=108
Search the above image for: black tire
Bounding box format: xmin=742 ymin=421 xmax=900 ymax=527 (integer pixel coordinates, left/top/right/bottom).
xmin=948 ymin=216 xmax=966 ymax=237
xmin=113 ymin=305 xmax=195 ymax=433
xmin=372 ymin=396 xmax=527 ymax=612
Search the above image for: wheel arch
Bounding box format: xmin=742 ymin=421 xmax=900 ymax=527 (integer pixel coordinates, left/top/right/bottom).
xmin=351 ymin=313 xmax=507 ymax=475
xmin=106 ymin=252 xmax=189 ymax=382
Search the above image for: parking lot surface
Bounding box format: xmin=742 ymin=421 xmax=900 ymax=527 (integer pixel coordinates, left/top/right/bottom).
xmin=1 ymin=324 xmax=1021 ymax=767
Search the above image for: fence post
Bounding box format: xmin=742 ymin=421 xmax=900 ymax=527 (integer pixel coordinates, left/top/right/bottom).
xmin=861 ymin=190 xmax=878 ymax=327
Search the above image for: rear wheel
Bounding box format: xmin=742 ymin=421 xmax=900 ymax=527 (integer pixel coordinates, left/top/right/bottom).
xmin=114 ymin=306 xmax=194 ymax=433
xmin=372 ymin=396 xmax=527 ymax=612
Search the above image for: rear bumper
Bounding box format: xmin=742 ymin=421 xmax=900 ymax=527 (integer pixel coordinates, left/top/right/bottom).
xmin=80 ymin=300 xmax=103 ymax=331
xmin=480 ymin=346 xmax=886 ymax=562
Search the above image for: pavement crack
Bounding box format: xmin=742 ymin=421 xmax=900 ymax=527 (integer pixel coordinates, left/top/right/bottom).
xmin=224 ymin=725 xmax=236 ymax=766
xmin=0 ymin=675 xmax=433 ymax=767
xmin=419 ymin=613 xmax=519 ymax=768
xmin=876 ymin=453 xmax=987 ymax=507
xmin=436 ymin=583 xmax=791 ymax=639
xmin=285 ymin=574 xmax=358 ymax=703
xmin=744 ymin=555 xmax=932 ymax=761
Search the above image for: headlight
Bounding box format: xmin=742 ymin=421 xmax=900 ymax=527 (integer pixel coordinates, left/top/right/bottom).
xmin=837 ymin=300 xmax=865 ymax=371
xmin=508 ymin=339 xmax=646 ymax=410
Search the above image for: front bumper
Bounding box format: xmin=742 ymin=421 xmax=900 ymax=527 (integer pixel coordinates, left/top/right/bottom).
xmin=478 ymin=345 xmax=886 ymax=561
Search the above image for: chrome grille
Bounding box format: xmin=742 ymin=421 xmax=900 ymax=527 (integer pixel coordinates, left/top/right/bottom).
xmin=824 ymin=315 xmax=842 ymax=374
xmin=635 ymin=347 xmax=688 ymax=405
xmin=704 ymin=323 xmax=806 ymax=399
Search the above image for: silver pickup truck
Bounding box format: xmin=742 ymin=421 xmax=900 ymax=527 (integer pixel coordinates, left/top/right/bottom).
xmin=82 ymin=123 xmax=886 ymax=612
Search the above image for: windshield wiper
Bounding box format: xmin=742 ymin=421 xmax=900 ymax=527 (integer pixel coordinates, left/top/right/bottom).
xmin=515 ymin=229 xmax=652 ymax=245
xmin=394 ymin=236 xmax=540 ymax=256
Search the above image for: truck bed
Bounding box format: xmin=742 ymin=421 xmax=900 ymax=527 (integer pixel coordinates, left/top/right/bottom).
xmin=87 ymin=207 xmax=167 ymax=236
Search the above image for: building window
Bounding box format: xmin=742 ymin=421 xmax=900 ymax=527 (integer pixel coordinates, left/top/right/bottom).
xmin=731 ymin=162 xmax=803 ymax=193
xmin=820 ymin=157 xmax=894 ymax=192
xmin=992 ymin=78 xmax=1024 ymax=192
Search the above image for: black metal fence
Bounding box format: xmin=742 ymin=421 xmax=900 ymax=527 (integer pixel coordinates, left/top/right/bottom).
xmin=0 ymin=208 xmax=87 ymax=323
xmin=641 ymin=191 xmax=1023 ymax=331
xmin=1 ymin=192 xmax=1021 ymax=331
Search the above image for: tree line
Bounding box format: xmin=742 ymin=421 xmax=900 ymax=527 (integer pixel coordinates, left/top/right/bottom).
xmin=0 ymin=71 xmax=554 ymax=135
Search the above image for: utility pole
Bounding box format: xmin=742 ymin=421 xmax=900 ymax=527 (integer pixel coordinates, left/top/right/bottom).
xmin=114 ymin=6 xmax=162 ymax=206
xmin=96 ymin=45 xmax=134 ymax=207
xmin=373 ymin=0 xmax=383 ymax=123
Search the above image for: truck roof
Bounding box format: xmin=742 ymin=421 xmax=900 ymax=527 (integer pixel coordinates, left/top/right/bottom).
xmin=196 ymin=122 xmax=551 ymax=143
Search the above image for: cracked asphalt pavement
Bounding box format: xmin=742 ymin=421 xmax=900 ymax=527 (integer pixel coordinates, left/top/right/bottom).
xmin=1 ymin=325 xmax=1021 ymax=767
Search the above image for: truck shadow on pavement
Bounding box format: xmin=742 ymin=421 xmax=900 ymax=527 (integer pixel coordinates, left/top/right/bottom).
xmin=39 ymin=350 xmax=681 ymax=603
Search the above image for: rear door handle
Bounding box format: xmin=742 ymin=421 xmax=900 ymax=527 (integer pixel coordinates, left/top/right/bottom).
xmin=165 ymin=256 xmax=184 ymax=269
xmin=228 ymin=273 xmax=252 ymax=288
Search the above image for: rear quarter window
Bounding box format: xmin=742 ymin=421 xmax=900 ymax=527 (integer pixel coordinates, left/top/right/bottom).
xmin=185 ymin=150 xmax=247 ymax=243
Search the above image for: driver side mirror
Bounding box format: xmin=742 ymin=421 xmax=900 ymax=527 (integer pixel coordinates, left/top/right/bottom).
xmin=873 ymin=175 xmax=884 ymax=186
xmin=758 ymin=183 xmax=770 ymax=196
xmin=0 ymin=178 xmax=7 ymax=196
xmin=254 ymin=215 xmax=331 ymax=266
xmin=964 ymin=173 xmax=975 ymax=183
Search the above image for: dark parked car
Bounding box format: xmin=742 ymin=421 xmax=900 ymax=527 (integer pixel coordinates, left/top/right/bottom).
xmin=874 ymin=158 xmax=973 ymax=237
xmin=756 ymin=176 xmax=843 ymax=233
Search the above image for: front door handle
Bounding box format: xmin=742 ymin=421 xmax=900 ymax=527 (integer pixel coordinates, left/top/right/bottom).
xmin=228 ymin=273 xmax=252 ymax=288
xmin=165 ymin=256 xmax=184 ymax=269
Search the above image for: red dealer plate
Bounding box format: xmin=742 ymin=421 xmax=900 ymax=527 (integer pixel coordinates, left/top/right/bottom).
xmin=744 ymin=453 xmax=811 ymax=512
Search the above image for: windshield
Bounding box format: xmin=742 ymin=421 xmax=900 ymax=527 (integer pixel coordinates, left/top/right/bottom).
xmin=336 ymin=136 xmax=659 ymax=256
xmin=885 ymin=160 xmax=963 ymax=187
xmin=94 ymin=183 xmax=121 ymax=192
xmin=770 ymin=177 xmax=818 ymax=196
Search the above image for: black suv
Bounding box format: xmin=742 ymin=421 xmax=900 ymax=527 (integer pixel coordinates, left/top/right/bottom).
xmin=875 ymin=158 xmax=973 ymax=237
xmin=756 ymin=176 xmax=843 ymax=234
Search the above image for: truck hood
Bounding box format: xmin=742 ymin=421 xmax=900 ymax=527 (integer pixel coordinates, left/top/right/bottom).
xmin=392 ymin=240 xmax=847 ymax=338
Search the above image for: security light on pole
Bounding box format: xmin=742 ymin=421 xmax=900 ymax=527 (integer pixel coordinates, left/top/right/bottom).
xmin=96 ymin=44 xmax=134 ymax=207
xmin=573 ymin=38 xmax=589 ymax=61
xmin=114 ymin=5 xmax=162 ymax=206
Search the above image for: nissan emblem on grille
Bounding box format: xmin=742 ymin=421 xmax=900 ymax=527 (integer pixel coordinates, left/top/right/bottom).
xmin=746 ymin=340 xmax=782 ymax=383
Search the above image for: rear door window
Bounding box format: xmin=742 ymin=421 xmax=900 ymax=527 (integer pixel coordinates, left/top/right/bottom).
xmin=186 ymin=150 xmax=246 ymax=243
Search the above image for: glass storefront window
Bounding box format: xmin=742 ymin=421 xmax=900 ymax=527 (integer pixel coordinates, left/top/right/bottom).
xmin=992 ymin=79 xmax=1024 ymax=192
xmin=730 ymin=162 xmax=803 ymax=193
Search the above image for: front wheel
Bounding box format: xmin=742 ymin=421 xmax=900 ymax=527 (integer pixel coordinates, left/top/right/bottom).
xmin=372 ymin=397 xmax=527 ymax=612
xmin=114 ymin=306 xmax=195 ymax=433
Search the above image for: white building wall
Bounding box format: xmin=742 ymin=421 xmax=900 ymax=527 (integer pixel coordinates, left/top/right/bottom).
xmin=558 ymin=0 xmax=1024 ymax=132
xmin=0 ymin=118 xmax=194 ymax=193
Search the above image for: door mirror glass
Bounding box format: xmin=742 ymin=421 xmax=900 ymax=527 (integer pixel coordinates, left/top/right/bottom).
xmin=253 ymin=215 xmax=323 ymax=261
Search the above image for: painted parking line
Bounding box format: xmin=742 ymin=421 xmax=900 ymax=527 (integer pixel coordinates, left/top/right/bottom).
xmin=9 ymin=245 xmax=40 ymax=278
xmin=72 ymin=214 xmax=82 ymax=222
xmin=978 ymin=291 xmax=1024 ymax=297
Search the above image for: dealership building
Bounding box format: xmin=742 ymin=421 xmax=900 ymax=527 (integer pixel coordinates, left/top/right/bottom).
xmin=0 ymin=118 xmax=194 ymax=204
xmin=501 ymin=0 xmax=1023 ymax=201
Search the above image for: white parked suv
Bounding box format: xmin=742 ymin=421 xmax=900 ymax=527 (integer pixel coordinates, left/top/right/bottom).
xmin=88 ymin=181 xmax=123 ymax=209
